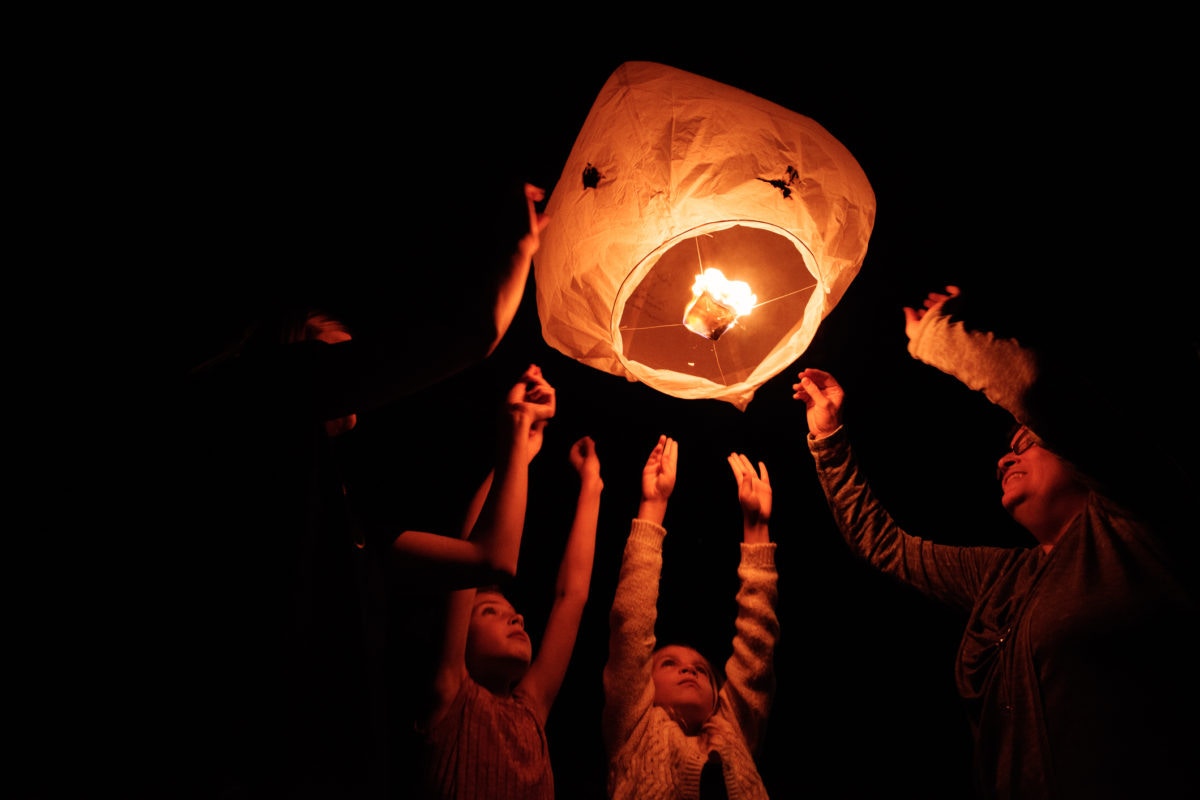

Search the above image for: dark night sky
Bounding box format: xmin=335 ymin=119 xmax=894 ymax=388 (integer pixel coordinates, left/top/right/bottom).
xmin=21 ymin=25 xmax=1197 ymax=800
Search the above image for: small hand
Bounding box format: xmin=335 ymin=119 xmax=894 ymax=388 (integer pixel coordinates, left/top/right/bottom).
xmin=516 ymin=183 xmax=550 ymax=260
xmin=507 ymin=363 xmax=557 ymax=424
xmin=569 ymin=435 xmax=603 ymax=487
xmin=642 ymin=435 xmax=678 ymax=503
xmin=728 ymin=452 xmax=771 ymax=524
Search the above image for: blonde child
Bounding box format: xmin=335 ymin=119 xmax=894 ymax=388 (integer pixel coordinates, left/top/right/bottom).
xmin=603 ymin=435 xmax=779 ymax=800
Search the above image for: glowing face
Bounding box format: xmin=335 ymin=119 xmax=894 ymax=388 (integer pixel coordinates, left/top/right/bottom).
xmin=467 ymin=590 xmax=532 ymax=666
xmin=995 ymin=426 xmax=1081 ymax=517
xmin=651 ymin=645 xmax=717 ymax=730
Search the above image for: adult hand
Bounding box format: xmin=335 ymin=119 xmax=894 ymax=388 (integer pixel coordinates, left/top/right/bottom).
xmin=903 ymin=284 xmax=960 ymax=342
xmin=792 ymin=368 xmax=846 ymax=439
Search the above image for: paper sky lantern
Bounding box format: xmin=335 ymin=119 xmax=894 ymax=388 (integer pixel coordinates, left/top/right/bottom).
xmin=534 ymin=61 xmax=876 ymax=410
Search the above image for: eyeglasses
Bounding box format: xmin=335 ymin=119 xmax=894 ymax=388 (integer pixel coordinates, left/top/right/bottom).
xmin=996 ymin=428 xmax=1040 ymax=480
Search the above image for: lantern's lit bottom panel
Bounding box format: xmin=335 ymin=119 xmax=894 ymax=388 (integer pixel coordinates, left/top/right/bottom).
xmin=617 ymin=223 xmax=817 ymax=387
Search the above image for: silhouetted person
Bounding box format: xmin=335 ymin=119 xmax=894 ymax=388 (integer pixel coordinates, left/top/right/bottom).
xmin=158 ymin=182 xmax=548 ymax=799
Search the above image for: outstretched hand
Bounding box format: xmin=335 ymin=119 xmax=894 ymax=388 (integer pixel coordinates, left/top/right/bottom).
xmin=728 ymin=452 xmax=771 ymax=530
xmin=641 ymin=435 xmax=678 ymax=505
xmin=515 ymin=183 xmax=551 ymax=262
xmin=903 ymin=284 xmax=960 ymax=342
xmin=504 ymin=364 xmax=556 ymax=461
xmin=792 ymin=368 xmax=846 ymax=439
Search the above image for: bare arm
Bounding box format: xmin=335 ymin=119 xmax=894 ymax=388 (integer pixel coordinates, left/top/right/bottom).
xmin=392 ymin=364 xmax=555 ymax=589
xmin=399 ymin=366 xmax=555 ymax=730
xmin=519 ymin=435 xmax=603 ymax=723
xmin=484 ymin=183 xmax=549 ymax=359
xmin=332 ymin=184 xmax=551 ymax=409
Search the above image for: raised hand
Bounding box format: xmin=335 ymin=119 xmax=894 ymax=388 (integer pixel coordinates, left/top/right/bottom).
xmin=903 ymin=284 xmax=961 ymax=342
xmin=505 ymin=363 xmax=556 ymax=424
xmin=516 ymin=183 xmax=551 ymax=261
xmin=792 ymin=368 xmax=845 ymax=439
xmin=727 ymin=452 xmax=771 ymax=527
xmin=498 ymin=364 xmax=556 ymax=463
xmin=569 ymin=435 xmax=603 ymax=488
xmin=641 ymin=435 xmax=678 ymax=504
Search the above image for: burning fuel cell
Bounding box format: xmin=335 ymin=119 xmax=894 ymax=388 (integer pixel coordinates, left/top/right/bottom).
xmin=683 ymin=268 xmax=757 ymax=341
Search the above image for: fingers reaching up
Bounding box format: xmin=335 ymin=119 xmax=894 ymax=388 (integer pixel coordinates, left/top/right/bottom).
xmin=728 ymin=452 xmax=772 ymax=528
xmin=642 ymin=435 xmax=678 ymax=504
xmin=517 ymin=183 xmax=550 ymax=260
xmin=903 ymin=284 xmax=961 ymax=341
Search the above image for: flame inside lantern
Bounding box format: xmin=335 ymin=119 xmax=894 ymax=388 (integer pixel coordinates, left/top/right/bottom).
xmin=682 ymin=268 xmax=757 ymax=341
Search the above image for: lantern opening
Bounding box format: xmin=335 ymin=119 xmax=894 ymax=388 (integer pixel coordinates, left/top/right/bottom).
xmin=616 ymin=222 xmax=817 ymax=389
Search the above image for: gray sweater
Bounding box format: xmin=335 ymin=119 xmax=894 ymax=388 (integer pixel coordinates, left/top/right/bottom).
xmin=808 ymin=304 xmax=1197 ymax=799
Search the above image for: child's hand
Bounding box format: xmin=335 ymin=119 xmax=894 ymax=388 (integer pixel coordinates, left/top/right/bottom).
xmin=728 ymin=452 xmax=771 ymax=525
xmin=506 ymin=364 xmax=557 ymax=426
xmin=642 ymin=435 xmax=678 ymax=503
xmin=569 ymin=436 xmax=603 ymax=489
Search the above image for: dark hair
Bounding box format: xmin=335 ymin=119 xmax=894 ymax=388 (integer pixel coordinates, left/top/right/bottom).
xmin=186 ymin=303 xmax=351 ymax=376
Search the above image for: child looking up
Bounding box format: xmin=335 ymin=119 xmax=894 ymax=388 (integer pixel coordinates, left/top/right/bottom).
xmin=406 ymin=370 xmax=604 ymax=800
xmin=603 ymin=435 xmax=779 ymax=800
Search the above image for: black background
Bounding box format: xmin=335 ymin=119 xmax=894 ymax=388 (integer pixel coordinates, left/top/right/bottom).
xmin=20 ymin=19 xmax=1198 ymax=800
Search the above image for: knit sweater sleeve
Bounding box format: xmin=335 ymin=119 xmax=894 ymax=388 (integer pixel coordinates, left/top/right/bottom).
xmin=718 ymin=542 xmax=779 ymax=757
xmin=906 ymin=295 xmax=1195 ymax=532
xmin=809 ymin=426 xmax=1019 ymax=612
xmin=906 ymin=302 xmax=1038 ymax=426
xmin=602 ymin=519 xmax=665 ymax=758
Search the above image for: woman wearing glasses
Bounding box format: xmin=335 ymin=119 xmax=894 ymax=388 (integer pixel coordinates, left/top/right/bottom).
xmin=792 ymin=285 xmax=1197 ymax=800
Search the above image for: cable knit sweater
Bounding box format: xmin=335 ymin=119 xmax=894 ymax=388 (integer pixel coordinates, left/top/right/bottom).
xmin=603 ymin=519 xmax=778 ymax=800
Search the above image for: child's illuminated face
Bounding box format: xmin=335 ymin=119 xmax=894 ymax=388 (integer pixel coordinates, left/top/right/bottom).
xmin=468 ymin=590 xmax=532 ymax=666
xmin=651 ymin=645 xmax=717 ymax=732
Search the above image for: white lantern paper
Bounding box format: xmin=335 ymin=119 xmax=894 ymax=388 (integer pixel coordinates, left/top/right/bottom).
xmin=535 ymin=61 xmax=876 ymax=410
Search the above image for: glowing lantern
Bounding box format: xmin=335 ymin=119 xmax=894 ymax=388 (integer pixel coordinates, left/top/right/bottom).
xmin=534 ymin=61 xmax=876 ymax=410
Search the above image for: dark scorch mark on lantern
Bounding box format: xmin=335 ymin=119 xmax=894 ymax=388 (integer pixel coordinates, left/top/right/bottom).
xmin=582 ymin=162 xmax=604 ymax=189
xmin=758 ymin=165 xmax=801 ymax=199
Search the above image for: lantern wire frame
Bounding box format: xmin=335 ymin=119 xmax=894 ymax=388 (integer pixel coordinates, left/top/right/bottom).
xmin=612 ymin=219 xmax=823 ymax=401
